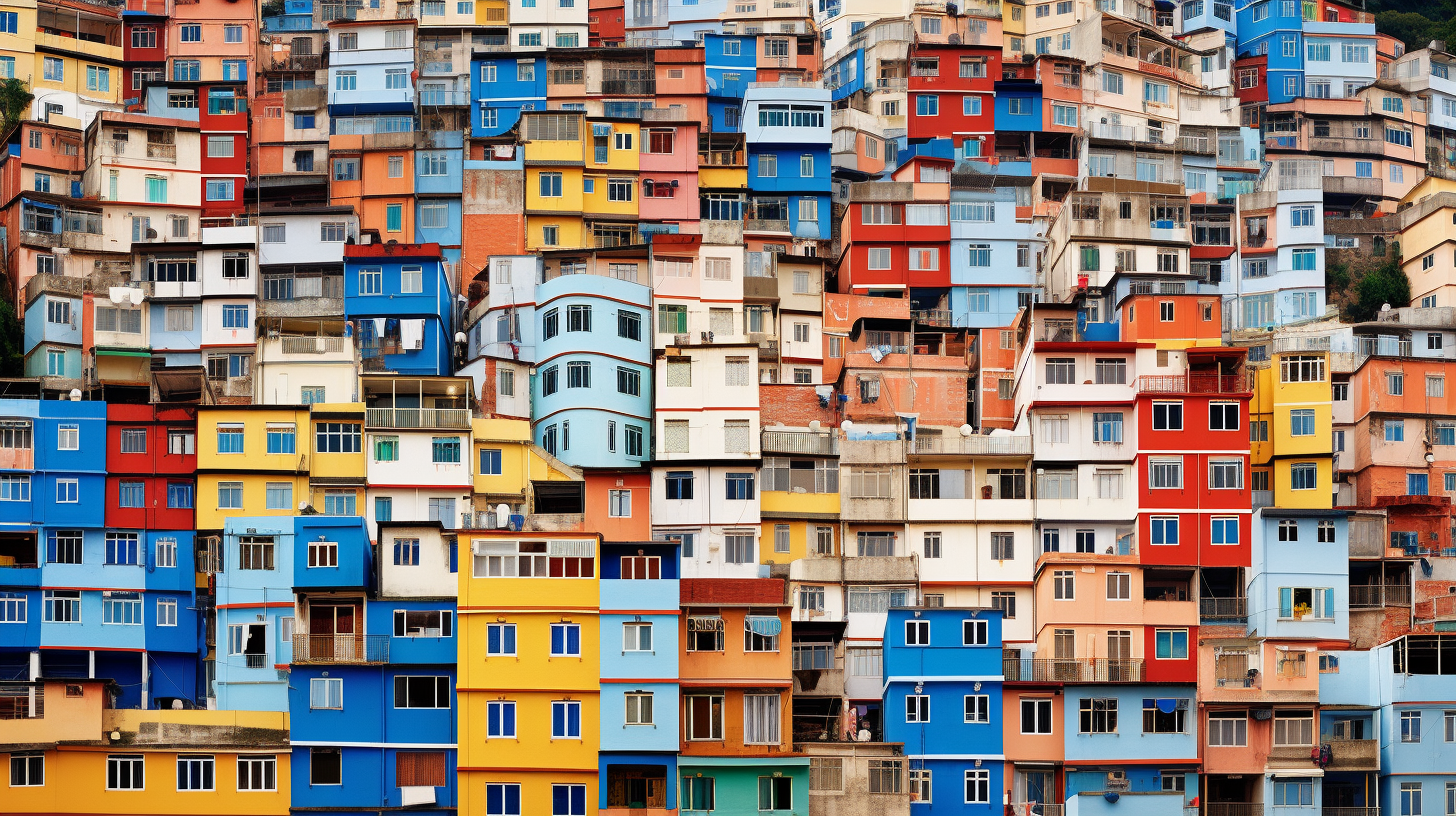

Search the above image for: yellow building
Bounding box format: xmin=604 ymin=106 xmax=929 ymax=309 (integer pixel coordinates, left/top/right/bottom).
xmin=522 ymin=113 xmax=642 ymax=250
xmin=0 ymin=0 xmax=36 ymax=90
xmin=758 ymin=445 xmax=841 ymax=564
xmin=2 ymin=679 xmax=290 ymax=816
xmin=196 ymin=404 xmax=367 ymax=530
xmin=29 ymin=0 xmax=124 ymax=124
xmin=1396 ymin=175 xmax=1456 ymax=307
xmin=457 ymin=530 xmax=601 ymax=816
xmin=1250 ymin=341 xmax=1334 ymax=510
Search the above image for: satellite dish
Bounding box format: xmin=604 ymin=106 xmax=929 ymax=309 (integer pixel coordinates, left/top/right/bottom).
xmin=960 ymin=424 xmax=973 ymax=436
xmin=68 ymin=388 xmax=81 ymax=402
xmin=808 ymin=420 xmax=821 ymax=432
xmin=299 ymin=501 xmax=308 ymax=511
xmin=496 ymin=504 xmax=509 ymax=528
xmin=455 ymin=332 xmax=467 ymax=344
xmin=841 ymin=420 xmax=853 ymax=431
xmin=129 ymin=288 xmax=144 ymax=306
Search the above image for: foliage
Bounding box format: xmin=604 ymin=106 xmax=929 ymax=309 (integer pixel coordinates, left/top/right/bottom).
xmin=0 ymin=299 xmax=26 ymax=379
xmin=0 ymin=78 xmax=33 ymax=134
xmin=1346 ymin=262 xmax=1412 ymax=323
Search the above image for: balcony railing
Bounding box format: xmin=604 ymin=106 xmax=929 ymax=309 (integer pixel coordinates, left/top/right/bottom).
xmin=1349 ymin=584 xmax=1411 ymax=608
xmin=1200 ymin=597 xmax=1248 ymax=620
xmin=1003 ymin=658 xmax=1145 ymax=683
xmin=1135 ymin=373 xmax=1250 ymax=394
xmin=1324 ymin=808 xmax=1380 ymax=816
xmin=912 ymin=434 xmax=1032 ymax=455
xmin=291 ymin=634 xmax=389 ymax=664
xmin=912 ymin=309 xmax=954 ymax=327
xmin=279 ymin=335 xmax=348 ymax=355
xmin=1207 ymin=804 xmax=1261 ymax=816
xmin=365 ymin=407 xmax=472 ymax=430
xmin=601 ymin=79 xmax=656 ymax=95
xmin=419 ymin=90 xmax=469 ymax=106
xmin=762 ymin=430 xmax=838 ymax=455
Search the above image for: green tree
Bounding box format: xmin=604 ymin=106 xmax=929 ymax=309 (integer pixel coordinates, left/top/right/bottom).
xmin=1346 ymin=262 xmax=1412 ymax=323
xmin=0 ymin=78 xmax=32 ymax=134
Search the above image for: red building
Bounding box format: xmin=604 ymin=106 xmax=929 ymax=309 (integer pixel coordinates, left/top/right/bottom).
xmin=1132 ymin=342 xmax=1252 ymax=572
xmin=906 ymin=41 xmax=999 ymax=142
xmin=121 ymin=0 xmax=169 ymax=106
xmin=105 ymin=404 xmax=198 ymax=531
xmin=588 ymin=0 xmax=624 ymax=46
xmin=197 ymin=81 xmax=250 ymax=218
xmin=834 ymin=158 xmax=952 ymax=296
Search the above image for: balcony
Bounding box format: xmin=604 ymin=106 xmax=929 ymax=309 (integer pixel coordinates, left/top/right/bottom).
xmin=1200 ymin=597 xmax=1248 ymax=621
xmin=1307 ymin=136 xmax=1384 ymax=156
xmin=1324 ymin=808 xmax=1380 ymax=816
xmin=266 ymin=54 xmax=322 ymax=71
xmin=419 ymin=90 xmax=469 ymax=106
xmin=1253 ymin=490 xmax=1273 ymax=510
xmin=912 ymin=309 xmax=953 ymax=327
xmin=911 ymin=434 xmax=1032 ymax=456
xmin=0 ymin=683 xmax=43 ymax=719
xmin=34 ymin=31 xmax=123 ymax=63
xmin=1349 ymin=584 xmax=1411 ymax=608
xmin=1324 ymin=176 xmax=1382 ymax=197
xmin=1135 ymin=372 xmax=1251 ymax=394
xmin=1325 ymin=739 xmax=1379 ymax=772
xmin=601 ymin=79 xmax=656 ymax=96
xmin=292 ymin=634 xmax=389 ymax=664
xmin=794 ymin=555 xmax=918 ymax=584
xmin=1002 ymin=658 xmax=1146 ymax=683
xmin=1178 ymin=135 xmax=1216 ymax=155
xmin=762 ymin=429 xmax=838 ymax=455
xmin=365 ymin=407 xmax=472 ymax=430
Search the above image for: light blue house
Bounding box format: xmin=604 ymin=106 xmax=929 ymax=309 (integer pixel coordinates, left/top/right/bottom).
xmin=948 ymin=186 xmax=1038 ymax=329
xmin=1248 ymin=509 xmax=1350 ymax=642
xmin=883 ymin=606 xmax=1005 ymax=816
xmin=531 ymin=267 xmax=652 ymax=467
xmin=743 ymin=86 xmax=833 ymax=243
xmin=598 ymin=540 xmax=680 ymax=811
xmin=1062 ymin=684 xmax=1199 ymax=816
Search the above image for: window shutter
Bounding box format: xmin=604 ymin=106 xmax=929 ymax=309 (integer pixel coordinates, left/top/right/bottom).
xmin=1279 ymin=587 xmax=1293 ymax=618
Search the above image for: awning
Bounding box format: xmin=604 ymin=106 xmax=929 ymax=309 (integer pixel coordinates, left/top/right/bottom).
xmin=1156 ymin=698 xmax=1179 ymax=714
xmin=745 ymin=616 xmax=782 ymax=637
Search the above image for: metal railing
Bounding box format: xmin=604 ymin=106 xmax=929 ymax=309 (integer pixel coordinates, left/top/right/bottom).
xmin=365 ymin=407 xmax=472 ymax=429
xmin=245 ymin=654 xmax=268 ymax=668
xmin=279 ymin=335 xmax=348 ymax=355
xmin=762 ymin=430 xmax=838 ymax=455
xmin=1135 ymin=373 xmax=1250 ymax=394
xmin=1200 ymin=597 xmax=1248 ymax=619
xmin=1349 ymin=584 xmax=1411 ymax=608
xmin=912 ymin=309 xmax=954 ymax=326
xmin=1207 ymin=804 xmax=1261 ymax=816
xmin=291 ymin=634 xmax=389 ymax=664
xmin=1002 ymin=658 xmax=1145 ymax=683
xmin=912 ymin=434 xmax=1032 ymax=455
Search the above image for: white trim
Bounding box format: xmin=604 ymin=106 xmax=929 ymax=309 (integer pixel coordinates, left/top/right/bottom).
xmin=907 ymin=753 xmax=1007 ymax=761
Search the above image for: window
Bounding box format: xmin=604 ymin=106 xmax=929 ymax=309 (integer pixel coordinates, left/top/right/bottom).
xmin=1403 ymin=711 xmax=1423 ymax=742
xmin=551 ymin=623 xmax=582 ymax=657
xmin=107 ymin=754 xmax=145 ymax=790
xmin=1210 ymin=460 xmax=1243 ymax=489
xmin=1053 ymin=570 xmax=1075 ymax=600
xmin=486 ymin=623 xmax=517 ymax=656
xmin=726 ymin=473 xmax=754 ymax=500
xmin=316 ymin=423 xmax=361 ymax=453
xmin=1151 ymin=517 xmax=1179 ymax=546
xmin=906 ymin=693 xmax=930 ymax=722
xmin=1079 ymin=698 xmax=1118 ymax=733
xmin=760 ymin=775 xmax=793 ymax=811
xmin=1387 ymin=419 xmax=1406 ymax=442
xmin=1208 ymin=713 xmax=1248 ymax=746
xmin=1389 ymin=372 xmax=1405 ymax=396
xmin=311 ymin=749 xmax=342 ymax=787
xmin=177 ymin=756 xmax=215 ymax=791
xmin=1107 ymin=572 xmax=1131 ymax=600
xmin=1152 ymin=401 xmax=1183 ymax=430
xmin=1150 ymin=458 xmax=1183 ymax=489
xmin=1275 ymin=779 xmax=1314 ymax=807
xmin=394 ymin=675 xmax=451 ymax=709
xmin=237 ymin=756 xmax=277 ymax=792
xmin=745 ymin=694 xmax=781 ymax=744
xmin=1155 ymin=629 xmax=1189 ymax=659
xmin=965 ymin=770 xmax=991 ymax=804
xmin=963 ymin=619 xmax=988 ymax=646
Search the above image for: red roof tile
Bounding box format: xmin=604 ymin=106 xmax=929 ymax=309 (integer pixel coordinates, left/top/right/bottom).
xmin=680 ymin=578 xmax=785 ymax=606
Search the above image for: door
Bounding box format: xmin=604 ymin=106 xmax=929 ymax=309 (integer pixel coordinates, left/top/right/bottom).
xmin=1107 ymin=631 xmax=1132 ymax=681
xmin=1053 ymin=629 xmax=1078 ymax=681
xmin=310 ymin=603 xmax=357 ymax=660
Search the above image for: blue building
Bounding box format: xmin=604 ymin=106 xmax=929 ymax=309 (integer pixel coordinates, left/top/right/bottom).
xmin=882 ymin=606 xmax=1005 ymax=816
xmin=703 ymin=34 xmax=757 ymax=133
xmin=289 ymin=518 xmax=457 ymax=816
xmin=742 ymin=86 xmax=833 ymax=244
xmin=416 ymin=132 xmax=465 ymax=264
xmin=21 ymin=273 xmax=84 ymax=381
xmin=343 ymin=242 xmax=455 ymax=376
xmin=598 ymin=541 xmax=680 ymax=811
xmin=948 ymin=186 xmax=1038 ymax=329
xmin=0 ymin=400 xmax=188 ymax=708
xmin=1061 ymin=684 xmax=1199 ymax=816
xmin=471 ymin=55 xmax=546 ymax=139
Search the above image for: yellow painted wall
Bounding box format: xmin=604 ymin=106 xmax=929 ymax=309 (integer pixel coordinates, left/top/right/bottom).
xmin=756 ymin=517 xmax=836 ymax=565
xmin=458 ymin=692 xmax=600 ymax=769
xmin=196 ymin=474 xmax=312 ymax=529
xmin=197 ymin=407 xmax=314 ymax=470
xmin=459 ymin=771 xmax=598 ymax=816
xmin=473 ymin=418 xmax=577 ymax=495
xmin=697 ymin=166 xmax=746 ymax=189
xmin=525 ymin=213 xmax=585 ymax=250
xmin=1272 ymin=456 xmax=1334 ymax=510
xmin=308 ymin=405 xmax=367 ymax=481
xmin=3 ymin=749 xmax=291 ymax=815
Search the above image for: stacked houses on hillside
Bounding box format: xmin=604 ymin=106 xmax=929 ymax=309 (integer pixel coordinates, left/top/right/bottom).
xmin=3 ymin=0 xmax=1456 ymax=815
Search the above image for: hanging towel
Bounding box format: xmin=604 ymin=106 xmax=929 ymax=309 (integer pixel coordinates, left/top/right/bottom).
xmin=371 ymin=318 xmax=386 ymax=338
xmin=744 ymin=615 xmax=782 ymax=637
xmin=401 ymin=319 xmax=425 ymax=350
